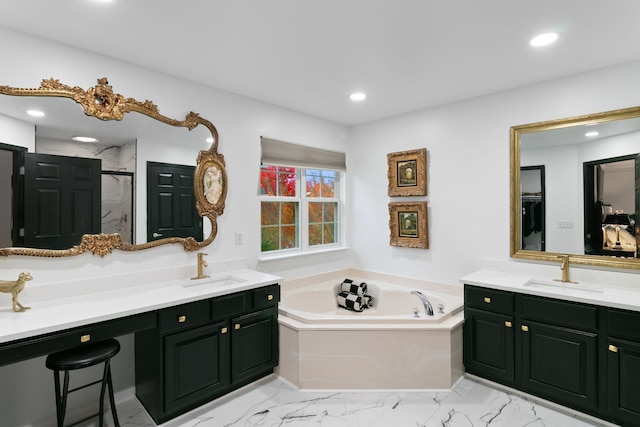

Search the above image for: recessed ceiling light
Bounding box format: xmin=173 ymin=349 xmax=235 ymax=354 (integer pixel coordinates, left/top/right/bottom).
xmin=27 ymin=110 xmax=45 ymax=117
xmin=349 ymin=92 xmax=367 ymax=101
xmin=585 ymin=131 xmax=599 ymax=137
xmin=530 ymin=32 xmax=559 ymax=47
xmin=72 ymin=136 xmax=99 ymax=143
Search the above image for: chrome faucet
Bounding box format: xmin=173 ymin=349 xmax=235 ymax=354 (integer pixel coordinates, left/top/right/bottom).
xmin=554 ymin=255 xmax=576 ymax=283
xmin=191 ymin=252 xmax=209 ymax=280
xmin=411 ymin=290 xmax=434 ymax=316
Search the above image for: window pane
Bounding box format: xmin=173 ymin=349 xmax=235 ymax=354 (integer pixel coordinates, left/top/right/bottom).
xmin=306 ymin=169 xmax=336 ymax=198
xmin=323 ymin=202 xmax=335 ymax=222
xmin=281 ymin=225 xmax=297 ymax=248
xmin=281 ymin=202 xmax=298 ymax=225
xmin=259 ymin=166 xmax=277 ymax=196
xmin=323 ymin=223 xmax=336 ymax=244
xmin=309 ymin=224 xmax=323 ymax=246
xmin=261 ymin=226 xmax=279 ymax=252
xmin=261 ymin=202 xmax=279 ymax=225
xmin=309 ymin=202 xmax=323 ymax=223
xmin=277 ymin=167 xmax=297 ymax=196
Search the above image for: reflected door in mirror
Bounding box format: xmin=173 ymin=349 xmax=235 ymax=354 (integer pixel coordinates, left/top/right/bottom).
xmin=147 ymin=162 xmax=202 ymax=242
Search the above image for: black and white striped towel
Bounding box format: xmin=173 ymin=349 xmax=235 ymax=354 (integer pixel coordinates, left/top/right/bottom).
xmin=340 ymin=279 xmax=368 ymax=296
xmin=337 ymin=291 xmax=366 ymax=312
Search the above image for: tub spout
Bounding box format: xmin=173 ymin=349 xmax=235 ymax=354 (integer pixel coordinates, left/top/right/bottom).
xmin=411 ymin=290 xmax=434 ymax=316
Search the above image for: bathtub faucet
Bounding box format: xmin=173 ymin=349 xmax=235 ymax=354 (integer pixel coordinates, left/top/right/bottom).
xmin=411 ymin=290 xmax=434 ymax=316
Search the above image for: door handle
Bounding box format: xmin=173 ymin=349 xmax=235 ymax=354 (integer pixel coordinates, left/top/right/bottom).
xmin=609 ymin=344 xmax=619 ymax=353
xmin=153 ymin=232 xmax=163 ymax=238
xmin=504 ymin=321 xmax=512 ymax=328
xmin=521 ymin=325 xmax=529 ymax=332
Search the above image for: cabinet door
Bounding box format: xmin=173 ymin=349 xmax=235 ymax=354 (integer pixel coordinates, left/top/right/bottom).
xmin=521 ymin=321 xmax=597 ymax=411
xmin=464 ymin=307 xmax=515 ymax=383
xmin=608 ymin=338 xmax=640 ymax=425
xmin=164 ymin=321 xmax=230 ymax=413
xmin=231 ymin=307 xmax=278 ymax=384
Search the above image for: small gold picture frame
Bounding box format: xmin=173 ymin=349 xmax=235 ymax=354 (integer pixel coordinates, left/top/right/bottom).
xmin=389 ymin=202 xmax=429 ymax=248
xmin=387 ymin=148 xmax=427 ymax=196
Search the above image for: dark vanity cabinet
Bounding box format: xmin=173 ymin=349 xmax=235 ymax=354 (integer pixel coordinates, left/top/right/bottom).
xmin=135 ymin=284 xmax=280 ymax=424
xmin=463 ymin=286 xmax=515 ymax=384
xmin=464 ymin=284 xmax=640 ymax=426
xmin=607 ymin=309 xmax=640 ymax=425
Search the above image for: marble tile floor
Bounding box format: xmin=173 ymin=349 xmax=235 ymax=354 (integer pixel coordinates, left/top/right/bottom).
xmin=82 ymin=375 xmax=615 ymax=427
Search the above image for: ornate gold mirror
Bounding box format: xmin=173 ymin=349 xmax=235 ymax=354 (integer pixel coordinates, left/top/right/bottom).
xmin=511 ymin=105 xmax=640 ymax=270
xmin=0 ymin=78 xmax=227 ymax=257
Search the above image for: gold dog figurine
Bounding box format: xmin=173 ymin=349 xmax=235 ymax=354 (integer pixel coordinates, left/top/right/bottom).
xmin=0 ymin=272 xmax=33 ymax=312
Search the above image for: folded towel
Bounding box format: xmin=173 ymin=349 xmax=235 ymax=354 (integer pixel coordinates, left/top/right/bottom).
xmin=340 ymin=279 xmax=368 ymax=296
xmin=362 ymin=294 xmax=374 ymax=308
xmin=337 ymin=291 xmax=366 ymax=312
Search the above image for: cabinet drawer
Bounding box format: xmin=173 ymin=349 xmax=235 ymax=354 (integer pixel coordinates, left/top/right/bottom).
xmin=464 ymin=285 xmax=514 ymax=314
xmin=608 ymin=308 xmax=640 ymax=341
xmin=253 ymin=284 xmax=280 ymax=309
xmin=521 ymin=295 xmax=598 ymax=331
xmin=212 ymin=292 xmax=246 ymax=320
xmin=158 ymin=301 xmax=210 ymax=334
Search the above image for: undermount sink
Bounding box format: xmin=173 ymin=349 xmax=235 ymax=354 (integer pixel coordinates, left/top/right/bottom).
xmin=524 ymin=279 xmax=604 ymax=293
xmin=184 ymin=275 xmax=246 ymax=287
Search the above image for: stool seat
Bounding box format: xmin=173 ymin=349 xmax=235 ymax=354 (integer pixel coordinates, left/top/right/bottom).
xmin=46 ymin=339 xmax=120 ymax=371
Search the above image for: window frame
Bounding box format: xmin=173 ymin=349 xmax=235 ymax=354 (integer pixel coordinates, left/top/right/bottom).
xmin=259 ymin=164 xmax=344 ymax=257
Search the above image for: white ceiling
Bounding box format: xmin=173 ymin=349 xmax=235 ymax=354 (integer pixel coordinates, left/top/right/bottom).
xmin=1 ymin=0 xmax=640 ymax=126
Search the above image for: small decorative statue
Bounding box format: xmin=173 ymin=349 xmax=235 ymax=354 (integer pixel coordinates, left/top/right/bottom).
xmin=0 ymin=272 xmax=32 ymax=312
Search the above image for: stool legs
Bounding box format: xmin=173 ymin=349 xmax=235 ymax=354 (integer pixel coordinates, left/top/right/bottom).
xmin=51 ymin=360 xmax=120 ymax=427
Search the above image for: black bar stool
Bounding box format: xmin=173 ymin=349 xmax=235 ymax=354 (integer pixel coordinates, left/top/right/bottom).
xmin=45 ymin=338 xmax=121 ymax=427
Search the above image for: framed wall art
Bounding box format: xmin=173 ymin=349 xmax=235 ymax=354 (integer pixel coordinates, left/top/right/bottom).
xmin=387 ymin=148 xmax=427 ymax=196
xmin=388 ymin=202 xmax=429 ymax=248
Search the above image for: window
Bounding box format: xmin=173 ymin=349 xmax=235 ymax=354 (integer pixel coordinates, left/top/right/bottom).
xmin=260 ymin=165 xmax=341 ymax=253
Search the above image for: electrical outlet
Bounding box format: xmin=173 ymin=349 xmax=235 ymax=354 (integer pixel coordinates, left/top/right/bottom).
xmin=558 ymin=221 xmax=574 ymax=229
xmin=235 ymin=232 xmax=243 ymax=245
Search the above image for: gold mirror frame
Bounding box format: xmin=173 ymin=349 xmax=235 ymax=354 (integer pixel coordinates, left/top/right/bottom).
xmin=0 ymin=77 xmax=227 ymax=257
xmin=510 ymin=105 xmax=640 ymax=271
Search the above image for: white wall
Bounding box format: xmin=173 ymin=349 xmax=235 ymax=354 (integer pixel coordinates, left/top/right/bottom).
xmin=348 ymin=60 xmax=640 ymax=285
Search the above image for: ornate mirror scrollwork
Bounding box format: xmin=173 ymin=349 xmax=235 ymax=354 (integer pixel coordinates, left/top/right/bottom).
xmin=510 ymin=105 xmax=640 ymax=271
xmin=0 ymin=77 xmax=227 ymax=257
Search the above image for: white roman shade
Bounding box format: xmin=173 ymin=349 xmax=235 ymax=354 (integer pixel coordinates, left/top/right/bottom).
xmin=260 ymin=137 xmax=346 ymax=171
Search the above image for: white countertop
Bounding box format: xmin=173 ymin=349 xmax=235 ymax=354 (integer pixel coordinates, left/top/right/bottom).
xmin=461 ymin=269 xmax=640 ymax=312
xmin=0 ymin=269 xmax=281 ymax=344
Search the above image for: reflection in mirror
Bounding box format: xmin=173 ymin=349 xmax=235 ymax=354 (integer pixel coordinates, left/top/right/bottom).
xmin=511 ymin=105 xmax=640 ymax=270
xmin=0 ymin=78 xmax=226 ymax=257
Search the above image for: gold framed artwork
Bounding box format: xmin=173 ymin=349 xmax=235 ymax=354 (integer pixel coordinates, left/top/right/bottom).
xmin=388 ymin=202 xmax=429 ymax=248
xmin=387 ymin=148 xmax=427 ymax=196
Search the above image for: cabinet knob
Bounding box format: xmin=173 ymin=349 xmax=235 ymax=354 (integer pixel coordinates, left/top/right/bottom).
xmin=609 ymin=344 xmax=619 ymax=353
xmin=234 ymin=324 xmax=241 ymax=330
xmin=80 ymin=334 xmax=91 ymax=343
xmin=483 ymin=297 xmax=491 ymax=303
xmin=521 ymin=325 xmax=529 ymax=332
xmin=221 ymin=327 xmax=228 ymax=334
xmin=267 ymin=294 xmax=274 ymax=301
xmin=504 ymin=321 xmax=512 ymax=328
xmin=178 ymin=315 xmax=187 ymax=323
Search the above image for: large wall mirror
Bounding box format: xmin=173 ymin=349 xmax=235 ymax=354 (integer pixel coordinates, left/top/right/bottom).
xmin=511 ymin=105 xmax=640 ymax=270
xmin=0 ymin=78 xmax=227 ymax=257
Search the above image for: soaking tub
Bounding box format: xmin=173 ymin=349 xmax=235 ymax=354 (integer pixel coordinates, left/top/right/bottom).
xmin=277 ymin=278 xmax=464 ymax=390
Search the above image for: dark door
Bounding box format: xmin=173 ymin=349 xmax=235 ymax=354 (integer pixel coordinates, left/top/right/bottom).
xmin=608 ymin=338 xmax=640 ymax=425
xmin=463 ymin=307 xmax=515 ymax=384
xmin=164 ymin=321 xmax=230 ymax=413
xmin=147 ymin=162 xmax=202 ymax=242
xmin=521 ymin=321 xmax=598 ymax=411
xmin=231 ymin=307 xmax=279 ymax=384
xmin=0 ymin=144 xmax=26 ymax=247
xmin=24 ymin=153 xmax=101 ymax=249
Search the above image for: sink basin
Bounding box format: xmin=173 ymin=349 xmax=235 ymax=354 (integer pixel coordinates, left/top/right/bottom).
xmin=184 ymin=275 xmax=246 ymax=287
xmin=524 ymin=279 xmax=604 ymax=293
